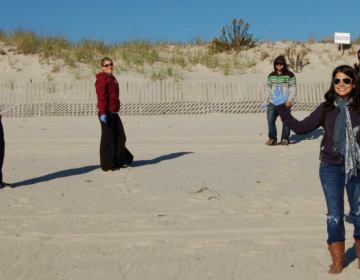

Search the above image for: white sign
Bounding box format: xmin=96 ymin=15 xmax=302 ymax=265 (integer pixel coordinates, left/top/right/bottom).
xmin=334 ymin=32 xmax=351 ymax=44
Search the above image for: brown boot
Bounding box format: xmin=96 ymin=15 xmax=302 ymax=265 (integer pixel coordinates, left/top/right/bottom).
xmin=265 ymin=139 xmax=277 ymax=146
xmin=355 ymin=239 xmax=360 ymax=269
xmin=328 ymin=241 xmax=345 ymax=274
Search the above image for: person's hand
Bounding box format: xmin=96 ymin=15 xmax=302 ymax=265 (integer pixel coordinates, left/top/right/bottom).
xmin=286 ymin=101 xmax=292 ymax=107
xmin=100 ymin=114 xmax=107 ymax=123
xmin=262 ymin=104 xmax=268 ymax=111
xmin=271 ymin=86 xmax=290 ymax=106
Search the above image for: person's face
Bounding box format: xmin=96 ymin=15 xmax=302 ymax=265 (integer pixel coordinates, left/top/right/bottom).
xmin=276 ymin=62 xmax=284 ymax=72
xmin=334 ymin=72 xmax=355 ymax=99
xmin=102 ymin=60 xmax=114 ymax=75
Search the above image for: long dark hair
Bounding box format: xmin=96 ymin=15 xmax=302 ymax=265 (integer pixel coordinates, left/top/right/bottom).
xmin=323 ymin=65 xmax=360 ymax=114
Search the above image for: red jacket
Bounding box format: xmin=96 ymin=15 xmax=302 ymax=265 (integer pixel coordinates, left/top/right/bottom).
xmin=95 ymin=72 xmax=120 ymax=115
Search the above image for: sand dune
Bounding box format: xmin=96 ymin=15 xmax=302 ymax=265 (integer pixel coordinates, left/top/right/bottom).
xmin=1 ymin=41 xmax=359 ymax=85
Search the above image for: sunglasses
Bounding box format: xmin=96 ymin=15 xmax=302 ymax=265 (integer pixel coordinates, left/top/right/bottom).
xmin=103 ymin=63 xmax=113 ymax=68
xmin=276 ymin=62 xmax=283 ymax=66
xmin=333 ymin=77 xmax=353 ymax=85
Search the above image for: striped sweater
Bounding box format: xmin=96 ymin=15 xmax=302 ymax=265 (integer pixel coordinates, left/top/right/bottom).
xmin=263 ymin=55 xmax=297 ymax=105
xmin=263 ymin=70 xmax=297 ymax=105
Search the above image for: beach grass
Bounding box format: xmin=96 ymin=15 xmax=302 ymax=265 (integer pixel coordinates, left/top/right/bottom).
xmin=1 ymin=27 xmax=359 ymax=82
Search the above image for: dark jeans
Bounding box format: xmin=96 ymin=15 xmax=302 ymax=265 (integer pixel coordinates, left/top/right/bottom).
xmin=319 ymin=162 xmax=360 ymax=244
xmin=0 ymin=119 xmax=4 ymax=183
xmin=98 ymin=112 xmax=132 ymax=171
xmin=267 ymin=103 xmax=291 ymax=142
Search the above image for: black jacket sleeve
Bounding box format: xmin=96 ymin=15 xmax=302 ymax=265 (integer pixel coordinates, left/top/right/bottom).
xmin=275 ymin=103 xmax=324 ymax=135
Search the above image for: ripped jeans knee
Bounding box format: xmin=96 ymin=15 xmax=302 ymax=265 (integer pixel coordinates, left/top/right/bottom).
xmin=326 ymin=214 xmax=345 ymax=224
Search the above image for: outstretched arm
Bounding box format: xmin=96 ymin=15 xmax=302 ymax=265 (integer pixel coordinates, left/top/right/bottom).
xmin=276 ymin=104 xmax=323 ymax=135
xmin=271 ymin=87 xmax=323 ymax=134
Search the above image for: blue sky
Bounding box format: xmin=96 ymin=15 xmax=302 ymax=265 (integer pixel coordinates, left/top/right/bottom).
xmin=1 ymin=0 xmax=359 ymax=43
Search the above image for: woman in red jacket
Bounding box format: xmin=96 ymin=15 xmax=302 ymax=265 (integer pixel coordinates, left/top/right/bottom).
xmin=272 ymin=65 xmax=360 ymax=274
xmin=95 ymin=57 xmax=133 ymax=171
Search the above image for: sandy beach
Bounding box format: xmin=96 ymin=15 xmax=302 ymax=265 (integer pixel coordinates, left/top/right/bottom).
xmin=0 ymin=112 xmax=359 ymax=280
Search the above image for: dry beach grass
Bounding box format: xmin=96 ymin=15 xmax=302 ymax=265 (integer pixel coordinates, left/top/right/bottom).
xmin=1 ymin=29 xmax=359 ymax=85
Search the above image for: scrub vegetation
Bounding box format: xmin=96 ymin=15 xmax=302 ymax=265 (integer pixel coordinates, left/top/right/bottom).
xmin=283 ymin=45 xmax=310 ymax=73
xmin=210 ymin=18 xmax=258 ymax=53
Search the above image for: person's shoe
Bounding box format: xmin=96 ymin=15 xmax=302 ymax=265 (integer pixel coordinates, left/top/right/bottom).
xmin=1 ymin=182 xmax=13 ymax=189
xmin=266 ymin=139 xmax=277 ymax=146
xmin=281 ymin=139 xmax=289 ymax=146
xmin=327 ymin=241 xmax=345 ymax=274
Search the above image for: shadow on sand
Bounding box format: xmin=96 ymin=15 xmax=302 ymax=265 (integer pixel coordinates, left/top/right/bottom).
xmin=344 ymin=243 xmax=358 ymax=268
xmin=12 ymin=165 xmax=99 ymax=188
xmin=131 ymin=152 xmax=193 ymax=167
xmin=12 ymin=152 xmax=193 ymax=187
xmin=289 ymin=128 xmax=324 ymax=145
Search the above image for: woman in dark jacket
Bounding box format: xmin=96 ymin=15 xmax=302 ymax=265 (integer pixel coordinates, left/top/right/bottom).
xmin=272 ymin=65 xmax=360 ymax=274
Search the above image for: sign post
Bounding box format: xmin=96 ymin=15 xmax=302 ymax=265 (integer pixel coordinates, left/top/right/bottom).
xmin=334 ymin=32 xmax=351 ymax=56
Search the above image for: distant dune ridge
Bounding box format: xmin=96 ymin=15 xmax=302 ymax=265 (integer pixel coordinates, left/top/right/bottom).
xmin=1 ymin=37 xmax=359 ymax=85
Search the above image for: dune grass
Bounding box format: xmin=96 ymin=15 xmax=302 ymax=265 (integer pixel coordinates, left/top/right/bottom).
xmin=0 ymin=28 xmax=261 ymax=81
xmin=352 ymin=35 xmax=360 ymax=45
xmin=1 ymin=28 xmax=359 ymax=82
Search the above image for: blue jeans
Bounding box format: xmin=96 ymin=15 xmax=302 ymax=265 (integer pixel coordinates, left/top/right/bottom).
xmin=319 ymin=162 xmax=360 ymax=244
xmin=267 ymin=103 xmax=291 ymax=142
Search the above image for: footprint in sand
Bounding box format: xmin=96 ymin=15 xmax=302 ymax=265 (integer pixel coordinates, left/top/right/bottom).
xmin=103 ymin=183 xmax=125 ymax=188
xmin=122 ymin=189 xmax=140 ymax=194
xmin=123 ymin=239 xmax=166 ymax=248
xmin=42 ymin=208 xmax=64 ymax=214
xmin=14 ymin=197 xmax=30 ymax=204
xmin=220 ymin=208 xmax=236 ymax=214
xmin=15 ymin=232 xmax=51 ymax=241
xmin=11 ymin=197 xmax=33 ymax=208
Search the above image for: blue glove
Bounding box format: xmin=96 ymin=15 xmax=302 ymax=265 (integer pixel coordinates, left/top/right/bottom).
xmin=262 ymin=104 xmax=268 ymax=111
xmin=271 ymin=86 xmax=290 ymax=106
xmin=100 ymin=114 xmax=107 ymax=123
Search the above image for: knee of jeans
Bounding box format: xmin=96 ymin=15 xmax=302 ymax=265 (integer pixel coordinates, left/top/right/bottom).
xmin=326 ymin=214 xmax=344 ymax=223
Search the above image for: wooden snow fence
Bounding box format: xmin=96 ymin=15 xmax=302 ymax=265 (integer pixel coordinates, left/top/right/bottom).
xmin=0 ymin=81 xmax=330 ymax=117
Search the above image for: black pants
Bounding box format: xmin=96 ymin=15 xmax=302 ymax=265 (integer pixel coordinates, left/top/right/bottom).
xmin=98 ymin=112 xmax=133 ymax=171
xmin=0 ymin=119 xmax=4 ymax=183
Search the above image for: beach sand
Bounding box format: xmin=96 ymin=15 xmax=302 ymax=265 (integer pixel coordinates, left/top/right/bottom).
xmin=0 ymin=112 xmax=359 ymax=279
